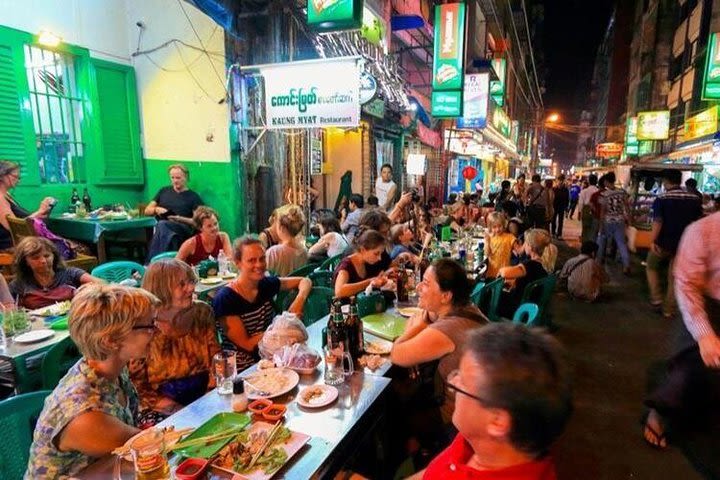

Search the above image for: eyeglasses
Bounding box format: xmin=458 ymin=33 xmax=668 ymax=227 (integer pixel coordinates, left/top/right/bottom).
xmin=132 ymin=316 xmax=159 ymax=332
xmin=444 ymin=369 xmax=492 ymax=405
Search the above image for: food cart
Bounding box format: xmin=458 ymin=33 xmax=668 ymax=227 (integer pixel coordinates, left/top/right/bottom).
xmin=626 ymin=163 xmax=704 ymax=251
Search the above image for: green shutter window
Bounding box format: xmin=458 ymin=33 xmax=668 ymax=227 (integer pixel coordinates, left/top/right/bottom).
xmin=91 ymin=59 xmax=143 ymax=185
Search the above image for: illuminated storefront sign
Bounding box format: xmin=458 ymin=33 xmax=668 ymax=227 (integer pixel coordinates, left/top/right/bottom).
xmin=625 ymin=117 xmax=639 ymax=155
xmin=685 ymin=105 xmax=719 ymax=140
xmin=637 ymin=111 xmax=670 ymax=140
xmin=703 ymin=33 xmax=720 ymax=100
xmin=431 ymin=90 xmax=463 ymax=118
xmin=490 ymin=58 xmax=506 ymax=106
xmin=432 ymin=3 xmax=466 ymax=91
xmin=307 ymin=0 xmax=363 ymax=32
xmin=596 ymin=142 xmax=623 ymax=158
xmin=492 ymin=107 xmax=511 ymax=138
xmin=456 ymin=73 xmax=489 ymax=128
xmin=261 ymin=58 xmax=361 ymax=128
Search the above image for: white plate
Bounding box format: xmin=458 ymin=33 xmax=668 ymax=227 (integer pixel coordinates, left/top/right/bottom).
xmin=117 ymin=426 xmax=189 ymax=460
xmin=244 ymin=368 xmax=300 ymax=400
xmin=297 ymin=385 xmax=338 ymax=408
xmin=199 ymin=277 xmax=223 ymax=285
xmin=397 ymin=307 xmax=423 ymax=318
xmin=364 ymin=338 xmax=393 ymax=355
xmin=13 ymin=329 xmax=55 ymax=344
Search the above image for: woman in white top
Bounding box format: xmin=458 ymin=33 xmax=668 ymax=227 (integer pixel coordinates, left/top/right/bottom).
xmin=308 ymin=212 xmax=348 ymax=263
xmin=265 ymin=204 xmax=308 ymax=276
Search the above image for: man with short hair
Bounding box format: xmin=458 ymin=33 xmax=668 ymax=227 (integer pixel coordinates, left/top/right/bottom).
xmin=340 ymin=193 xmax=365 ymax=243
xmin=685 ymin=177 xmax=703 ymax=200
xmin=646 ymin=169 xmax=703 ymax=317
xmin=375 ymin=164 xmax=397 ymax=211
xmin=410 ymin=323 xmax=572 ymax=480
xmin=525 ymin=174 xmax=548 ymax=230
xmin=597 ymin=172 xmax=631 ymax=275
xmin=577 ymin=174 xmax=599 ymax=242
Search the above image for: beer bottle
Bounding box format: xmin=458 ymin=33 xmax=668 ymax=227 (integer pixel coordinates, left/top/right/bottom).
xmin=345 ymin=296 xmax=364 ymax=359
xmin=69 ymin=188 xmax=80 ymax=213
xmin=396 ymin=266 xmax=409 ymax=302
xmin=82 ymin=188 xmax=92 ymax=211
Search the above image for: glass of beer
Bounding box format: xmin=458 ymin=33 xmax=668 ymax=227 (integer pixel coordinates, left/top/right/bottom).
xmin=129 ymin=429 xmax=169 ymax=480
xmin=213 ymin=350 xmax=237 ymax=394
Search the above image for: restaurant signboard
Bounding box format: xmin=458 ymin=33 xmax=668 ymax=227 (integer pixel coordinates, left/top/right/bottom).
xmin=492 ymin=106 xmax=511 ymax=138
xmin=260 ymin=58 xmax=361 ymax=129
xmin=432 ymin=3 xmax=466 ymax=91
xmin=624 ymin=116 xmax=639 ymax=155
xmin=703 ymin=33 xmax=720 ymax=100
xmin=637 ymin=110 xmax=670 ymax=140
xmin=596 ymin=142 xmax=623 ymax=158
xmin=431 ymin=90 xmax=463 ymax=118
xmin=490 ymin=58 xmax=506 ymax=106
xmin=307 ymin=0 xmax=363 ymax=32
xmin=456 ymin=73 xmax=489 ymax=129
xmin=685 ymin=105 xmax=719 ymax=141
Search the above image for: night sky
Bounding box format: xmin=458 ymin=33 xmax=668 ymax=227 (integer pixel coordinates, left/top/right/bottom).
xmin=542 ymin=0 xmax=615 ymax=163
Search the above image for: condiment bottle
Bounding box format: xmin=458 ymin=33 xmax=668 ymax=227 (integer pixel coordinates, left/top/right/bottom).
xmin=232 ymin=378 xmax=247 ymax=412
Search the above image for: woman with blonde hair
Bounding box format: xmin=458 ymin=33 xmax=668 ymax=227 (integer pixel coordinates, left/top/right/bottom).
xmin=176 ymin=206 xmax=232 ymax=265
xmin=265 ymin=204 xmax=308 ymax=276
xmin=26 ymin=284 xmax=160 ymax=478
xmin=484 ymin=212 xmax=516 ymax=278
xmin=10 ymin=237 xmax=101 ymax=309
xmin=498 ymin=228 xmax=550 ymax=318
xmin=130 ymin=259 xmax=221 ymax=427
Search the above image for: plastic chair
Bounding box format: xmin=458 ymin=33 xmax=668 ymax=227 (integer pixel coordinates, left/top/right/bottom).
xmin=470 ymin=281 xmax=486 ymax=306
xmin=0 ymin=390 xmax=51 ymax=480
xmin=520 ymin=274 xmax=557 ymax=327
xmin=308 ymin=269 xmax=333 ymax=289
xmin=288 ymin=262 xmax=322 ymax=278
xmin=149 ymin=251 xmax=178 ymax=263
xmin=91 ymin=261 xmax=145 ymax=284
xmin=302 ymin=287 xmax=334 ymax=326
xmin=474 ymin=277 xmax=504 ymax=322
xmin=41 ymin=336 xmax=80 ymax=390
xmin=512 ymin=303 xmax=540 ymax=326
xmin=319 ymin=253 xmax=343 ymax=272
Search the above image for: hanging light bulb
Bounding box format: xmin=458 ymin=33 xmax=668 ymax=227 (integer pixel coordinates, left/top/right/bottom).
xmin=38 ymin=30 xmax=62 ymax=47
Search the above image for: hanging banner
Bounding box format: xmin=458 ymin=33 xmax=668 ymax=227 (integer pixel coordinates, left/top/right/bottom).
xmin=260 ymin=58 xmax=361 ymax=129
xmin=685 ymin=105 xmax=719 ymax=141
xmin=432 ymin=3 xmax=466 ymax=91
xmin=637 ymin=110 xmax=670 ymax=140
xmin=491 ymin=107 xmax=511 ymax=138
xmin=456 ymin=73 xmax=489 ymax=129
xmin=703 ymin=33 xmax=720 ymax=100
xmin=490 ymin=58 xmax=506 ymax=106
xmin=307 ymin=0 xmax=363 ymax=32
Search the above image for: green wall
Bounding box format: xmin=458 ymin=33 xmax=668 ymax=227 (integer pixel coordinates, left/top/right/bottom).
xmin=144 ymin=159 xmax=243 ymax=239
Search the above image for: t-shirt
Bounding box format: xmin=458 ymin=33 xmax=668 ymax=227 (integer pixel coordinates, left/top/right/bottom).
xmin=553 ymin=186 xmax=569 ymax=209
xmin=423 ymin=434 xmax=557 ymax=480
xmin=526 ymin=183 xmax=547 ymax=207
xmin=265 ymin=243 xmax=308 ymax=276
xmin=390 ymin=244 xmax=411 ymax=260
xmin=499 ymin=260 xmax=547 ymax=318
xmin=651 ymin=187 xmax=703 ymax=253
xmin=153 ymin=186 xmax=203 ymax=218
xmin=26 ymin=359 xmax=138 ymax=479
xmin=341 ymin=208 xmax=365 ymax=242
xmin=487 ymin=233 xmax=516 ymax=278
xmin=375 ymin=178 xmax=396 ymax=209
xmin=569 ymin=184 xmax=581 ymax=201
xmin=599 ymin=188 xmax=629 ymax=223
xmin=10 ymin=267 xmax=86 ymax=309
xmin=212 ymin=277 xmax=281 ymax=372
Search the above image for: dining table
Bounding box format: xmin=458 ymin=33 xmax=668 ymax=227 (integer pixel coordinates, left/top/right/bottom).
xmin=46 ymin=214 xmax=157 ymax=263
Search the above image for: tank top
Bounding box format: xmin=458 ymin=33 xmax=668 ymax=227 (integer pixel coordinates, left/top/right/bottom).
xmin=185 ymin=234 xmax=223 ymax=265
xmin=0 ymin=195 xmax=31 ymax=250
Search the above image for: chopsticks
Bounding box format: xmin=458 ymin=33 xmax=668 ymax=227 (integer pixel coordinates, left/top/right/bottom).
xmin=168 ymin=426 xmax=245 ymax=452
xmin=247 ymin=420 xmax=282 ymax=470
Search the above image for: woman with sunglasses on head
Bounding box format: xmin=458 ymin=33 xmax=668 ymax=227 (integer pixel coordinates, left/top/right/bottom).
xmin=129 ymin=259 xmax=221 ymax=428
xmin=26 ymin=284 xmax=160 ymax=479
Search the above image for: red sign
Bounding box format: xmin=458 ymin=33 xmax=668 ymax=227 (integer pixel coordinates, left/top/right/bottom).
xmin=596 ymin=142 xmax=623 ymax=158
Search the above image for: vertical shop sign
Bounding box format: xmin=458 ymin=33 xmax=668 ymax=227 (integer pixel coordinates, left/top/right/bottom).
xmin=432 ymin=3 xmax=466 ymax=91
xmin=624 ymin=116 xmax=639 ymax=155
xmin=703 ymin=33 xmax=720 ymax=100
xmin=490 ymin=58 xmax=506 ymax=106
xmin=456 ymin=73 xmax=489 ymax=128
xmin=310 ymin=130 xmax=323 ymax=175
xmin=307 ymin=0 xmax=363 ymax=32
xmin=431 ymin=90 xmax=463 ymax=117
xmin=637 ymin=111 xmax=670 ymax=140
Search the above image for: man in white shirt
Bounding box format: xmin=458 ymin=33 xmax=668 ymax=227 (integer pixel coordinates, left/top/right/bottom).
xmin=577 ymin=174 xmax=599 ymax=243
xmin=375 ymin=164 xmax=397 ymax=211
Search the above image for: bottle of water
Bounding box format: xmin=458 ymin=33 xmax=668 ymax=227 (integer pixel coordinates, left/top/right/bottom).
xmin=217 ymin=251 xmax=228 ymax=276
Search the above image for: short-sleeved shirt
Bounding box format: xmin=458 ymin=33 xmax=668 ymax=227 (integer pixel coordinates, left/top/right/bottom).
xmin=651 ymin=187 xmax=703 ymax=253
xmin=341 ymin=208 xmax=365 ymax=242
xmin=569 ymin=184 xmax=581 ymax=201
xmin=153 ymin=186 xmax=203 ymax=218
xmin=333 ymin=256 xmax=369 ymax=286
xmin=212 ymin=277 xmax=281 ymax=372
xmin=265 ymin=243 xmax=308 ymax=276
xmin=487 ymin=233 xmax=516 ymax=278
xmin=10 ymin=267 xmax=86 ymax=309
xmin=423 ymin=434 xmax=557 ymax=480
xmin=26 ymin=359 xmax=138 ymax=479
xmin=599 ymin=188 xmax=629 ymax=223
xmin=500 ymin=260 xmax=547 ymax=318
xmin=526 ymin=183 xmax=547 ymax=207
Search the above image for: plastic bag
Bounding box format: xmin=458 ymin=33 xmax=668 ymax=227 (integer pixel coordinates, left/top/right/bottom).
xmin=258 ymin=312 xmax=308 ymax=359
xmin=272 ymin=343 xmax=321 ymax=371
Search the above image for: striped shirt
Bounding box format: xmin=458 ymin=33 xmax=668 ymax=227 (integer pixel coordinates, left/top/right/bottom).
xmin=674 ymin=212 xmax=720 ymax=341
xmin=212 ymin=276 xmax=281 ymax=371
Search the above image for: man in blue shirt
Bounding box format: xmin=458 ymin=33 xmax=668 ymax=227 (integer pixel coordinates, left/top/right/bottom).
xmin=567 ymin=179 xmax=581 ymax=219
xmin=646 ymin=169 xmax=703 ymax=318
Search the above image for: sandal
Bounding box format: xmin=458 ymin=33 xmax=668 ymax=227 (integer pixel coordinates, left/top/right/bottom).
xmin=640 ymin=410 xmax=668 ymax=449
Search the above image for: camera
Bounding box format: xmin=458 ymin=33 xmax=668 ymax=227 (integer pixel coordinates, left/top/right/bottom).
xmin=410 ymin=188 xmax=420 ymax=203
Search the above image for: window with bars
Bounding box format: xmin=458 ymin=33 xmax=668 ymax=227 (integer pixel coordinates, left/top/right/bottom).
xmin=24 ymin=45 xmax=84 ymax=184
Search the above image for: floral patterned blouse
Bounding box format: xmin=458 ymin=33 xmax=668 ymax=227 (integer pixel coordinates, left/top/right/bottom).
xmin=25 ymin=359 xmax=138 ymax=479
xmin=129 ymin=302 xmax=220 ymax=418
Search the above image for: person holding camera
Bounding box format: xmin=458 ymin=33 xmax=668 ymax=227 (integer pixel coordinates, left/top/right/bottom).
xmin=0 ymin=160 xmax=58 ymax=250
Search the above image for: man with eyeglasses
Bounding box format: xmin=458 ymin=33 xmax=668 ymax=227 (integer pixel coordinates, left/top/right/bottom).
xmin=408 ymin=323 xmax=572 ymax=480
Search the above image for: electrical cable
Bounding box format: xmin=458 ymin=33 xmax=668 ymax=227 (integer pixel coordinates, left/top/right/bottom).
xmin=520 ymin=0 xmax=544 ymax=108
xmin=503 ymin=0 xmax=540 ymax=108
xmin=173 ymin=42 xmax=217 ymax=101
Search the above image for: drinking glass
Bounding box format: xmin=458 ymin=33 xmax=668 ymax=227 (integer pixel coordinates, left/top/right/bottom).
xmin=213 ymin=351 xmax=237 ymax=395
xmin=129 ymin=429 xmax=170 ymax=480
xmin=323 ymin=344 xmax=353 ymax=386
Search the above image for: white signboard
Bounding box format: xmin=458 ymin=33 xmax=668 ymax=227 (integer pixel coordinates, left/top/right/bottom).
xmin=457 ymin=73 xmax=489 ymax=129
xmin=261 ymin=58 xmax=361 ymax=129
xmin=407 ymin=153 xmax=427 ymax=175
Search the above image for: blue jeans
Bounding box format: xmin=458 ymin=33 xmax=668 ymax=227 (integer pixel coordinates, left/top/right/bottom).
xmin=597 ymin=221 xmax=629 ymax=268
